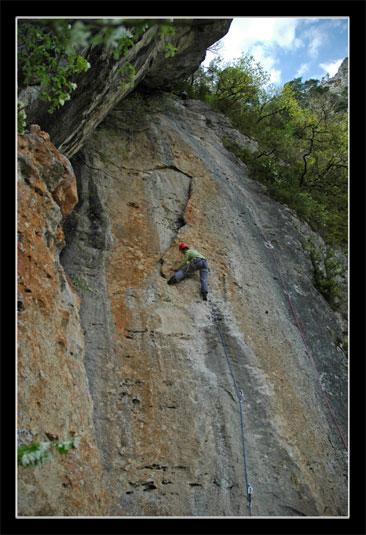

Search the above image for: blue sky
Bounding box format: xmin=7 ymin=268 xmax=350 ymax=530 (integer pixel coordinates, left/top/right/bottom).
xmin=202 ymin=18 xmax=349 ymax=87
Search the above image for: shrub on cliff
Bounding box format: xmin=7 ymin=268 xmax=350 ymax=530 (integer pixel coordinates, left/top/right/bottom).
xmin=18 ymin=20 xmax=92 ymax=113
xmin=17 ymin=19 xmax=177 ymax=117
xmin=18 ymin=436 xmax=80 ymax=467
xmin=195 ymin=55 xmax=348 ymax=251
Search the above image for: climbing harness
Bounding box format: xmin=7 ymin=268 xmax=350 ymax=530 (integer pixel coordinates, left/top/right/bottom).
xmin=246 ymin=206 xmax=348 ymax=452
xmin=211 ymin=304 xmax=254 ymax=515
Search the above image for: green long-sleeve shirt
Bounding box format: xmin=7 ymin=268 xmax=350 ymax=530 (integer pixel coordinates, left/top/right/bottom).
xmin=175 ymin=248 xmax=207 ymax=270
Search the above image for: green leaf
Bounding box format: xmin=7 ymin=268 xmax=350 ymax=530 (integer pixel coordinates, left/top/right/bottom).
xmin=56 ymin=436 xmax=80 ymax=454
xmin=164 ymin=43 xmax=177 ymax=59
xmin=18 ymin=441 xmax=52 ymax=467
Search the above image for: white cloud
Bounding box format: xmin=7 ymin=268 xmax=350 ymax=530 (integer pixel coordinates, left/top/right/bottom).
xmin=202 ymin=18 xmax=348 ymax=87
xmin=268 ymin=68 xmax=282 ymax=85
xmin=250 ymin=44 xmax=281 ymax=84
xmin=295 ymin=63 xmax=310 ymax=77
xmin=234 ymin=18 xmax=302 ymax=50
xmin=302 ymin=26 xmax=326 ymax=59
xmin=203 ymin=17 xmax=302 ymax=68
xmin=319 ymin=58 xmax=343 ymax=77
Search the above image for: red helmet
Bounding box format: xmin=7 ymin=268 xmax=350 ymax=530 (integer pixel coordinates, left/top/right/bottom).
xmin=179 ymin=242 xmax=189 ymax=251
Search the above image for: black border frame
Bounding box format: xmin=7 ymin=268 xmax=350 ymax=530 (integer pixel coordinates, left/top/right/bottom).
xmin=2 ymin=1 xmax=365 ymax=534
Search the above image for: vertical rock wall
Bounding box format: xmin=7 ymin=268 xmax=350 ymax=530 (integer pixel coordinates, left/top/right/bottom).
xmin=23 ymin=20 xmax=232 ymax=160
xmin=57 ymin=93 xmax=347 ymax=516
xmin=17 ymin=127 xmax=109 ymax=515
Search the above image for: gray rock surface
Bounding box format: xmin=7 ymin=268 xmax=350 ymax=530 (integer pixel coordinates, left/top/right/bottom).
xmin=17 ymin=129 xmax=109 ymax=515
xmin=58 ymin=92 xmax=348 ymax=516
xmin=321 ymin=57 xmax=348 ymax=95
xmin=24 ymin=20 xmax=231 ymax=160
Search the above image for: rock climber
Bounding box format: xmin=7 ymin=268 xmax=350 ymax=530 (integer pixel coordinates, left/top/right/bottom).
xmin=167 ymin=242 xmax=209 ymax=300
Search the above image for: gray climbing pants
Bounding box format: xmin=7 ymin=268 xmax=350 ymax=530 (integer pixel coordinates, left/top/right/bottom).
xmin=175 ymin=258 xmax=209 ymax=293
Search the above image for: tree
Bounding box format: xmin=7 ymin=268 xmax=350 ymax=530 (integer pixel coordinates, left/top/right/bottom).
xmin=216 ymin=64 xmax=348 ymax=248
xmin=17 ymin=19 xmax=173 ymax=115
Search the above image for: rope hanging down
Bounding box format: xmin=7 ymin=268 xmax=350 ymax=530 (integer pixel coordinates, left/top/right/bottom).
xmin=210 ymin=304 xmax=254 ymax=515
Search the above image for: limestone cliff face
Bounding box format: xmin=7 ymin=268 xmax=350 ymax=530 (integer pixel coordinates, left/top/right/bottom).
xmin=23 ymin=19 xmax=231 ymax=160
xmin=17 ymin=43 xmax=348 ymax=511
xmin=322 ymin=57 xmax=348 ymax=94
xmin=17 ymin=127 xmax=109 ymax=515
xmin=48 ymin=92 xmax=347 ymax=516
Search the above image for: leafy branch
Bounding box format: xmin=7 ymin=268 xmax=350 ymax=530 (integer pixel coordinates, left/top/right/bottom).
xmin=17 ymin=19 xmax=161 ymax=115
xmin=18 ymin=436 xmax=80 ymax=467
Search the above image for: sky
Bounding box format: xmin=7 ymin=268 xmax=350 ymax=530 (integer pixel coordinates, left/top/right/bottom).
xmin=202 ymin=18 xmax=349 ymax=87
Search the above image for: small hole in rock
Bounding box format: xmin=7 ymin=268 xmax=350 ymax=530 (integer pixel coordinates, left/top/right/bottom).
xmin=143 ymin=482 xmax=157 ymax=491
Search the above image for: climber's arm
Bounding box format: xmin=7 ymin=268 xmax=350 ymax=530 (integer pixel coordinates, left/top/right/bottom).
xmin=174 ymin=259 xmax=188 ymax=271
xmin=174 ymin=251 xmax=191 ymax=271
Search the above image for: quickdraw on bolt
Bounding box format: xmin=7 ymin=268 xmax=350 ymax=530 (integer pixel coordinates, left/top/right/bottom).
xmin=247 ymin=484 xmax=254 ymax=513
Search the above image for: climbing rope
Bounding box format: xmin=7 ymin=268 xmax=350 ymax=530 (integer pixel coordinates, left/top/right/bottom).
xmin=246 ymin=206 xmax=348 ymax=452
xmin=210 ymin=304 xmax=254 ymax=515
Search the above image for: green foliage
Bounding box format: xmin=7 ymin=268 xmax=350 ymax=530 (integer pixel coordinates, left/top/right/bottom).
xmin=118 ymin=63 xmax=136 ymax=91
xmin=224 ymin=135 xmax=347 ymax=249
xmin=215 ymin=55 xmax=269 ymax=110
xmin=303 ymin=240 xmax=345 ymax=309
xmin=17 ymin=19 xmax=156 ymax=114
xmin=158 ymin=20 xmax=177 ymax=58
xmin=184 ymin=55 xmax=269 ymax=130
xmin=18 ymin=437 xmax=80 ymax=467
xmin=18 ymin=20 xmax=91 ymax=113
xmin=158 ymin=21 xmax=176 ymax=37
xmin=17 ymin=441 xmax=52 ymax=467
xmin=55 ymin=437 xmax=81 ymax=454
xmin=223 ymin=135 xmax=347 ymax=311
xmin=213 ymin=56 xmax=347 ymax=250
xmin=17 ymin=102 xmax=27 ymax=134
xmin=164 ymin=43 xmax=177 ymax=58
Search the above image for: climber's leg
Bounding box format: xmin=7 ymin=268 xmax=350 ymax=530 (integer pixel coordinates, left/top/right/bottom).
xmin=199 ymin=260 xmax=209 ymax=298
xmin=172 ymin=262 xmax=194 ymax=283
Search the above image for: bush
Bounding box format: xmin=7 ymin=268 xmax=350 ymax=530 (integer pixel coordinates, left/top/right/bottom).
xmin=18 ymin=21 xmax=91 ymax=113
xmin=18 ymin=436 xmax=80 ymax=467
xmin=17 ymin=19 xmax=158 ymax=114
xmin=223 ymin=137 xmax=347 ymax=250
xmin=194 ymin=56 xmax=347 ymax=252
xmin=17 ymin=102 xmax=27 ymax=134
xmin=304 ymin=240 xmax=345 ymax=310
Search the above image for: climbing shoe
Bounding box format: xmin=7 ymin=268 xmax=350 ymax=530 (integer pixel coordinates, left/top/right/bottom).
xmin=167 ymin=276 xmax=177 ymax=285
xmin=201 ymin=291 xmax=208 ymax=301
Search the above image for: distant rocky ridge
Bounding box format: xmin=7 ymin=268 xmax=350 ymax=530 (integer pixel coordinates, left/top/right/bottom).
xmin=321 ymin=57 xmax=348 ymax=94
